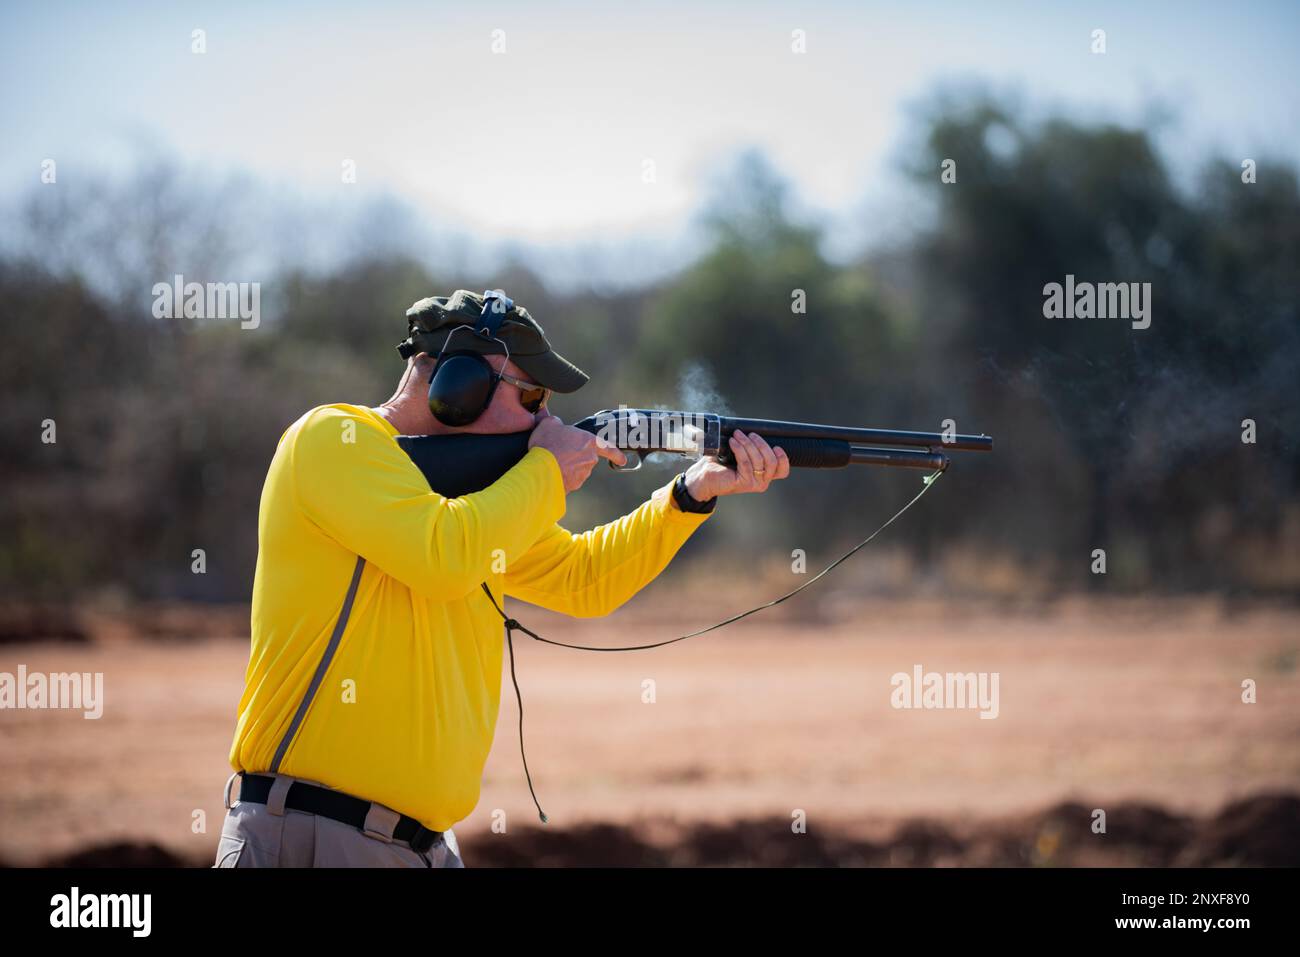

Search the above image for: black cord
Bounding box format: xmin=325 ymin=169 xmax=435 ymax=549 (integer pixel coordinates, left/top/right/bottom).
xmin=477 ymin=469 xmax=943 ymax=824
xmin=496 ymin=598 xmax=548 ymax=824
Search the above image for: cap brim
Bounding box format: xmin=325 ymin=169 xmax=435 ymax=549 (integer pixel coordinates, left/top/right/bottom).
xmin=408 ymin=316 xmax=590 ymax=393
xmin=513 ymin=350 xmax=589 ymax=394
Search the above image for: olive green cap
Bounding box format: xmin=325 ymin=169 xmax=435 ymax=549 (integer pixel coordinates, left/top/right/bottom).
xmin=398 ymin=289 xmax=589 ymax=394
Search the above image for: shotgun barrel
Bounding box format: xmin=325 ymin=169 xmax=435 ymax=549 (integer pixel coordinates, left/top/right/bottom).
xmin=573 ymin=409 xmax=993 ymax=472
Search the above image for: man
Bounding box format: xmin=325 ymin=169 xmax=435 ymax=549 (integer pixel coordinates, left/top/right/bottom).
xmin=215 ymin=289 xmax=789 ymax=867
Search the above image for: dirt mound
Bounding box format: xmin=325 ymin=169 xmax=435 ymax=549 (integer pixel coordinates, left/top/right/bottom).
xmin=0 ymin=605 xmax=89 ymax=645
xmin=1016 ymin=800 xmax=1198 ymax=866
xmin=466 ymin=794 xmax=1300 ymax=867
xmin=1175 ymin=793 xmax=1300 ymax=867
xmin=31 ymin=842 xmax=193 ymax=868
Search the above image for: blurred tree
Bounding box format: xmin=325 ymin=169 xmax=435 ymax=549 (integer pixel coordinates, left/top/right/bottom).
xmin=907 ymin=93 xmax=1300 ymax=590
xmin=2 ymin=102 xmax=1296 ymax=603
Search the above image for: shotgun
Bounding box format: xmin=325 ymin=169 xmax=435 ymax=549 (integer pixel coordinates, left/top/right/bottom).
xmin=396 ymin=407 xmax=992 ymax=498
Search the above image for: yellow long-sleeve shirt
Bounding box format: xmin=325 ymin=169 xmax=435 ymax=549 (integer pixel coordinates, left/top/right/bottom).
xmin=228 ymin=403 xmax=711 ymax=831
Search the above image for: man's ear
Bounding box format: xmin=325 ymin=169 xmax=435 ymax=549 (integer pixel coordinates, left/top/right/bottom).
xmin=393 ymin=353 xmax=434 ymax=398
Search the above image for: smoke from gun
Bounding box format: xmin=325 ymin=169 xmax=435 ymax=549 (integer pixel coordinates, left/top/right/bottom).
xmin=643 ymin=361 xmax=733 ymax=470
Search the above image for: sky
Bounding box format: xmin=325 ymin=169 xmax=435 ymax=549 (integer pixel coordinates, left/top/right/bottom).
xmin=2 ymin=0 xmax=1298 ymax=285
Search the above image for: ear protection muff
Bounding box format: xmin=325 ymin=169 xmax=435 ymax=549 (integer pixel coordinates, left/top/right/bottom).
xmin=426 ymin=290 xmax=515 ymax=427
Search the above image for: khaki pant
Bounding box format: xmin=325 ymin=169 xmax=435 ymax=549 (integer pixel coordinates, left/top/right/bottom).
xmin=213 ymin=775 xmax=463 ymax=868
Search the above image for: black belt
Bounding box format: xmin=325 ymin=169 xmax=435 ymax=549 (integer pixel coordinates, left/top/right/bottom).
xmin=237 ymin=773 xmax=442 ymax=854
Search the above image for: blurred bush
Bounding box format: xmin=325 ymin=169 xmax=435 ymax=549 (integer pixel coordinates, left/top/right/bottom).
xmin=2 ymin=93 xmax=1296 ymax=602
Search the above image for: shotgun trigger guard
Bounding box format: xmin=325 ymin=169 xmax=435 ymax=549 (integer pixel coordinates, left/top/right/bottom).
xmin=608 ymin=450 xmax=642 ymax=471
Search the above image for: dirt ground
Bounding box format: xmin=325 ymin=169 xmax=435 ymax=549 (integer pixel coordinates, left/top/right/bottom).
xmin=1 ymin=596 xmax=1297 ymax=866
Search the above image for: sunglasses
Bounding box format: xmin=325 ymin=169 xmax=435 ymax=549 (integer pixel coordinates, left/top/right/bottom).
xmin=495 ymin=369 xmax=551 ymax=413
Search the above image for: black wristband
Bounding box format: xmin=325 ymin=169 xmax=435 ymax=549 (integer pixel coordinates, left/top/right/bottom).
xmin=672 ymin=472 xmax=716 ymax=514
